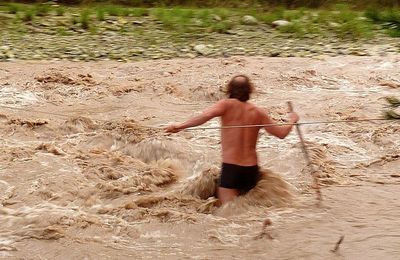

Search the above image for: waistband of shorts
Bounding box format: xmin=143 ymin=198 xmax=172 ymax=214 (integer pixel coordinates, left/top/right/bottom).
xmin=222 ymin=162 xmax=258 ymax=168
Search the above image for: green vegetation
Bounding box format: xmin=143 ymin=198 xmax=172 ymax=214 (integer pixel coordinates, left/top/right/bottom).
xmin=131 ymin=8 xmax=149 ymax=17
xmin=365 ymin=8 xmax=400 ymax=37
xmin=35 ymin=3 xmax=51 ymax=16
xmin=21 ymin=8 xmax=35 ymax=22
xmin=1 ymin=2 xmax=398 ymax=37
xmin=4 ymin=0 xmax=398 ymax=8
xmin=96 ymin=8 xmax=106 ymax=21
xmin=56 ymin=27 xmax=70 ymax=36
xmin=0 ymin=2 xmax=399 ymax=61
xmin=6 ymin=3 xmax=21 ymax=14
xmin=55 ymin=6 xmax=66 ymax=16
xmin=80 ymin=9 xmax=91 ymax=29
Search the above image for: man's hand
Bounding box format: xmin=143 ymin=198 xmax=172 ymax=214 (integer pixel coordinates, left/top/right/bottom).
xmin=165 ymin=124 xmax=182 ymax=133
xmin=289 ymin=112 xmax=299 ymax=124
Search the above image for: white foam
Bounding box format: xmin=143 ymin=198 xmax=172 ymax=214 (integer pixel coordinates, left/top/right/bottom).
xmin=0 ymin=86 xmax=39 ymax=107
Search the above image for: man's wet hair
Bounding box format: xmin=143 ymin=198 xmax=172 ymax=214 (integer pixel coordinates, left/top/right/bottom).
xmin=226 ymin=75 xmax=254 ymax=102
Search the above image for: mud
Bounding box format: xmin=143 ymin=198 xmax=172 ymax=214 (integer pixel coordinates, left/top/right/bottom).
xmin=0 ymin=56 xmax=400 ymax=259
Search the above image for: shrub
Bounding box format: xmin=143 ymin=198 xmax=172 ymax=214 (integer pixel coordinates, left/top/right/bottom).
xmin=211 ymin=20 xmax=234 ymax=33
xmin=22 ymin=9 xmax=35 ymax=22
xmin=131 ymin=8 xmax=149 ymax=16
xmin=365 ymin=8 xmax=400 ymax=37
xmin=96 ymin=9 xmax=106 ymax=21
xmin=7 ymin=3 xmax=21 ymax=14
xmin=35 ymin=4 xmax=51 ymax=17
xmin=55 ymin=6 xmax=66 ymax=16
xmin=56 ymin=27 xmax=69 ymax=36
xmin=260 ymin=7 xmax=285 ymax=24
xmin=80 ymin=10 xmax=91 ymax=29
xmin=105 ymin=5 xmax=122 ymax=16
xmin=334 ymin=19 xmax=374 ymax=39
xmin=278 ymin=22 xmax=306 ymax=37
xmin=365 ymin=8 xmax=380 ymax=22
xmin=122 ymin=8 xmax=131 ymax=16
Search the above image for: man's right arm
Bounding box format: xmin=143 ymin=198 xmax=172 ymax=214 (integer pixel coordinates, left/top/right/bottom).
xmin=165 ymin=99 xmax=228 ymax=133
xmin=260 ymin=109 xmax=299 ymax=139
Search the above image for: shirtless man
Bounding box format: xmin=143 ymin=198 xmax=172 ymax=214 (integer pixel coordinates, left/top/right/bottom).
xmin=166 ymin=75 xmax=299 ymax=204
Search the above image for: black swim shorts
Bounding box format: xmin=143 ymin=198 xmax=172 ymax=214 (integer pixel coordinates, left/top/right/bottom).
xmin=219 ymin=163 xmax=260 ymax=193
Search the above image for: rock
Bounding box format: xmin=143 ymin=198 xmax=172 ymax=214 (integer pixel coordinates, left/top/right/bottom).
xmin=192 ymin=18 xmax=203 ymax=26
xmin=1 ymin=45 xmax=11 ymax=51
xmin=193 ymin=44 xmax=211 ymax=56
xmin=5 ymin=51 xmax=14 ymax=59
xmin=40 ymin=22 xmax=51 ymax=27
xmin=117 ymin=18 xmax=128 ymax=25
xmin=350 ymin=50 xmax=368 ymax=56
xmin=132 ymin=20 xmax=144 ymax=25
xmin=32 ymin=54 xmax=42 ymax=59
xmin=186 ymin=53 xmax=196 ymax=58
xmin=225 ymin=30 xmax=237 ymax=35
xmin=269 ymin=51 xmax=281 ymax=57
xmin=212 ymin=14 xmax=222 ymax=21
xmin=271 ymin=20 xmax=291 ymax=28
xmin=329 ymin=22 xmax=340 ymax=28
xmin=242 ymin=15 xmax=258 ymax=25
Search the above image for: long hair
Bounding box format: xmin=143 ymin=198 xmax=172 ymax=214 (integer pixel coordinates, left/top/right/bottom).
xmin=226 ymin=75 xmax=254 ymax=102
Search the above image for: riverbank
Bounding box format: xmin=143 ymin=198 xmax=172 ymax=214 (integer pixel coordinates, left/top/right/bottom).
xmin=0 ymin=4 xmax=399 ymax=61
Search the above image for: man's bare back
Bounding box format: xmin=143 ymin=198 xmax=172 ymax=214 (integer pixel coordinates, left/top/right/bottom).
xmin=221 ymin=99 xmax=263 ymax=166
xmin=166 ymin=75 xmax=299 ymax=204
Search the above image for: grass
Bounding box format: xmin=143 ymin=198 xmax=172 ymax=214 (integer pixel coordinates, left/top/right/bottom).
xmin=103 ymin=5 xmax=122 ymax=16
xmin=55 ymin=6 xmax=66 ymax=16
xmin=365 ymin=8 xmax=400 ymax=37
xmin=131 ymin=7 xmax=149 ymax=16
xmin=278 ymin=22 xmax=307 ymax=37
xmin=56 ymin=27 xmax=70 ymax=36
xmin=151 ymin=7 xmax=239 ymax=33
xmin=7 ymin=3 xmax=22 ymax=14
xmin=80 ymin=9 xmax=91 ymax=29
xmin=35 ymin=3 xmax=51 ymax=16
xmin=96 ymin=9 xmax=106 ymax=21
xmin=21 ymin=8 xmax=35 ymax=22
xmin=1 ymin=3 xmax=399 ymax=39
xmin=259 ymin=7 xmax=285 ymax=23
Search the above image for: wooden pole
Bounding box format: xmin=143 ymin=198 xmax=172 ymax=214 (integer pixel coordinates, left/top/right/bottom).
xmin=287 ymin=101 xmax=322 ymax=203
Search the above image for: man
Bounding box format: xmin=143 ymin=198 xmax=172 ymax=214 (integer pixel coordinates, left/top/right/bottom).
xmin=166 ymin=75 xmax=299 ymax=204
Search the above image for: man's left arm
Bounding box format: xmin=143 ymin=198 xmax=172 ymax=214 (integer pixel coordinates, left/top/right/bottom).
xmin=166 ymin=100 xmax=227 ymax=133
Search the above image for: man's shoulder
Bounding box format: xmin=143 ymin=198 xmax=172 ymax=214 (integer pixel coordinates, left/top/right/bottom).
xmin=247 ymin=103 xmax=266 ymax=113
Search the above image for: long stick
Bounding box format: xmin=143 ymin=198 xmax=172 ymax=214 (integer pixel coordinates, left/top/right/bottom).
xmin=287 ymin=101 xmax=322 ymax=203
